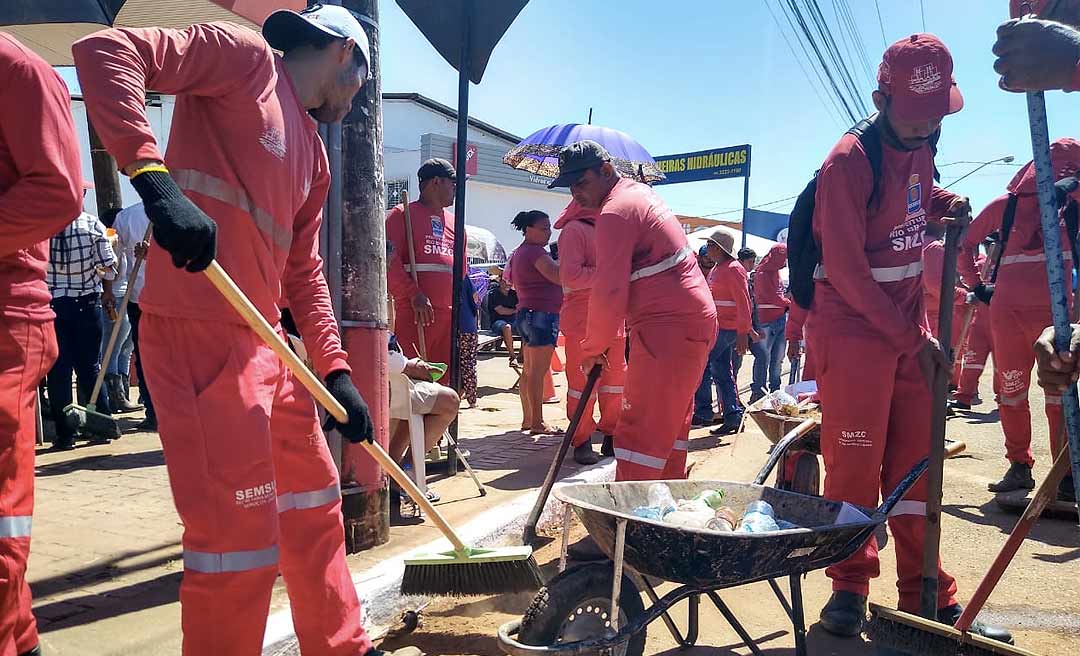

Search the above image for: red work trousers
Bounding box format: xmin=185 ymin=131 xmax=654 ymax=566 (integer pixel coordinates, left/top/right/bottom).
xmin=395 ymin=303 xmax=453 ymax=382
xmin=990 ymin=304 xmax=1065 ymax=467
xmin=955 ymin=306 xmax=995 ymax=405
xmin=564 ymin=331 xmax=626 ymax=447
xmin=615 ymin=320 xmax=713 ymax=482
xmin=811 ymin=331 xmax=958 ymax=612
xmin=141 ymin=316 xmax=369 ymax=656
xmin=0 ymin=320 xmax=56 ymax=656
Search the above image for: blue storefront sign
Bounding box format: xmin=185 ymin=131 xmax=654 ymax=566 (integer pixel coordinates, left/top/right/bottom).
xmin=652 ymin=144 xmax=751 ymax=185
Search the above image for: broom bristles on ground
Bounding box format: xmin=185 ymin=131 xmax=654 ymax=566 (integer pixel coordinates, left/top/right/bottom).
xmin=868 ymin=605 xmax=1036 ymax=656
xmin=401 ymin=547 xmax=543 ymax=597
xmin=63 ymin=404 xmax=120 ymax=440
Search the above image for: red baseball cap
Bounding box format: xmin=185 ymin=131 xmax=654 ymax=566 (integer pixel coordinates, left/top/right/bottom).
xmin=877 ymin=34 xmax=963 ymax=122
xmin=1008 ymin=137 xmax=1080 ymax=194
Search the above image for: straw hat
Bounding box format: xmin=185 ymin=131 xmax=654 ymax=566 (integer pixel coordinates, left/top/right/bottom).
xmin=706 ymin=227 xmax=737 ymax=260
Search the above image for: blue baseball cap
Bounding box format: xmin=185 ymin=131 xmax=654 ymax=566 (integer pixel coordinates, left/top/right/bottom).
xmin=263 ymin=4 xmax=371 ymax=74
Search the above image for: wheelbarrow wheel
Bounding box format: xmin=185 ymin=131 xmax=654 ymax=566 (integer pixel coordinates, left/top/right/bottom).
xmin=519 ymin=562 xmax=646 ymax=656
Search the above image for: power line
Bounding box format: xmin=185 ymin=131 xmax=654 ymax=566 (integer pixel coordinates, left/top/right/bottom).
xmin=874 ymin=0 xmax=888 ymax=47
xmin=785 ymin=0 xmax=860 ymax=122
xmin=764 ymin=0 xmax=847 ymax=129
xmin=806 ymin=0 xmax=868 ymax=116
xmin=703 ymin=193 xmax=803 ymax=218
xmin=769 ymin=0 xmax=850 ymax=127
xmin=920 ymin=0 xmax=926 ymax=32
xmin=836 ymin=0 xmax=875 ymax=86
xmin=832 ymin=0 xmax=873 ymax=90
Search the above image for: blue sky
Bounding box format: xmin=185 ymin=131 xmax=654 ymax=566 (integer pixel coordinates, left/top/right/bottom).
xmin=379 ymin=0 xmax=1079 ymax=220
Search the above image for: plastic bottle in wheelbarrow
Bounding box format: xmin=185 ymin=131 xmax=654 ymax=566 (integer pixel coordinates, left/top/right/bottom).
xmin=631 ymin=482 xmax=678 ymax=519
xmin=737 ymin=500 xmax=781 ymax=533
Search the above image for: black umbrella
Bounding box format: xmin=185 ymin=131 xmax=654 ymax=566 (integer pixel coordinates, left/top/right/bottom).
xmin=396 ymin=0 xmax=527 ymax=472
xmin=1 ymin=1 xmax=127 ymax=24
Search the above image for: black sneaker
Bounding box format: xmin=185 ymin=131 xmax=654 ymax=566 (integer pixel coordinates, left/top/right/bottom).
xmin=690 ymin=415 xmax=712 ymax=428
xmin=572 ymin=442 xmax=599 ymax=465
xmin=937 ymin=603 xmax=1014 ymax=644
xmin=50 ymin=437 xmax=75 ymax=452
xmin=18 ymin=646 xmax=41 ymax=656
xmin=1059 ymin=475 xmax=1076 ymax=503
xmin=600 ymin=434 xmax=615 ymax=457
xmin=818 ymin=590 xmax=867 ymax=637
xmin=988 ymin=462 xmax=1036 ymax=493
xmin=136 ymin=414 xmax=158 ymax=431
xmin=711 ymin=417 xmax=743 ymax=436
xmin=949 ymin=399 xmax=971 ymax=411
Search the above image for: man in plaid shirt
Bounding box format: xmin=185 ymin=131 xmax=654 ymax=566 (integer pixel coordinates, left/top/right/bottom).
xmin=45 ymin=195 xmax=118 ymax=450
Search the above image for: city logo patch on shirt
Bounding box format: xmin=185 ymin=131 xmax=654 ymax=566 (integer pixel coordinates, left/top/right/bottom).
xmin=906 ymin=174 xmax=922 ymax=216
xmin=431 ymin=216 xmax=444 ymax=238
xmin=909 ymin=63 xmax=943 ymax=95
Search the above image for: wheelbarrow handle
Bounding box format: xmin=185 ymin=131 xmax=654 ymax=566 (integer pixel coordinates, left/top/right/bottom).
xmin=753 ymin=417 xmax=819 ymax=485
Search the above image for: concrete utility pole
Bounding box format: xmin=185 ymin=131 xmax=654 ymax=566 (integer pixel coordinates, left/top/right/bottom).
xmin=87 ymin=119 xmax=123 ymax=221
xmin=336 ymin=0 xmax=390 ymax=553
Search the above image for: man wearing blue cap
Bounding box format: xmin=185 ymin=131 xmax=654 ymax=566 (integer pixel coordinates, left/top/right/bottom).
xmin=73 ymin=5 xmax=419 ymax=655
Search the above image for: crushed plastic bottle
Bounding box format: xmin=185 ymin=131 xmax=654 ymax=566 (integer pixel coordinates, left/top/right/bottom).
xmin=663 ymin=507 xmax=720 ymax=530
xmin=692 ymin=488 xmax=726 ymax=510
xmin=713 ymin=507 xmax=740 ymax=532
xmin=631 ymin=505 xmax=665 ymax=520
xmin=646 ymin=483 xmax=677 ymax=517
xmin=737 ymin=499 xmax=780 ymax=533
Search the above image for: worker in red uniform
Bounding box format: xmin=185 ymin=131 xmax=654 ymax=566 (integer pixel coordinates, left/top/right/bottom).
xmin=706 ymin=228 xmax=755 ymax=435
xmin=555 ymin=200 xmax=625 ymax=465
xmin=751 ymin=242 xmax=790 ymax=397
xmin=808 ymin=35 xmax=1010 ymax=643
xmin=0 ymin=33 xmax=83 ymax=656
xmin=73 ymin=7 xmax=418 ymax=656
xmin=957 ymin=139 xmax=1080 ymax=495
xmin=553 ymin=141 xmax=715 ymax=561
xmin=921 ymin=220 xmax=967 ymax=388
xmin=386 ymin=159 xmax=459 ymax=378
xmin=953 ymin=289 xmax=996 ymax=409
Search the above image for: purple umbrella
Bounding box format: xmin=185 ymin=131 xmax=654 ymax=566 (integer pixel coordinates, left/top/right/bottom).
xmin=503 ymin=123 xmax=666 ymax=184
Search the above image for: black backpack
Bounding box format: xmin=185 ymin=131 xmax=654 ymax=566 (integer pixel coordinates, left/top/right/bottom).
xmin=787 ymin=117 xmax=940 ymax=310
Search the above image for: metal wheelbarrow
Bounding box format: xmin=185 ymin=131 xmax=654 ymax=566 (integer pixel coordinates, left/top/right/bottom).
xmin=496 ymin=419 xmax=929 ymax=656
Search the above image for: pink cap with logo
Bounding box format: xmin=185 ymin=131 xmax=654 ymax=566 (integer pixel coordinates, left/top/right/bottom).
xmin=877 ymin=34 xmax=964 ymax=122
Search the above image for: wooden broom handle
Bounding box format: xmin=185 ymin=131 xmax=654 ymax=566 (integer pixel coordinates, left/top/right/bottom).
xmin=400 ymin=191 xmax=428 ymax=359
xmin=89 ymin=223 xmax=154 ymax=406
xmin=203 ymin=260 xmax=468 ymax=553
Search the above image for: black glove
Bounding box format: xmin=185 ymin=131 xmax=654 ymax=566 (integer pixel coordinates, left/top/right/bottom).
xmin=972 ymin=283 xmax=995 ymax=305
xmin=324 ymin=370 xmax=374 ymax=443
xmin=1055 ymin=176 xmax=1079 ymax=208
xmin=130 ymin=170 xmax=217 ymax=272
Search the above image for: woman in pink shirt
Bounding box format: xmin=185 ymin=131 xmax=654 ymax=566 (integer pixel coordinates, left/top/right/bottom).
xmin=508 ymin=210 xmax=563 ymax=434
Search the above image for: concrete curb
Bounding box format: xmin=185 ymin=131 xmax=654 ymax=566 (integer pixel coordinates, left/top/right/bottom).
xmin=262 ymin=458 xmax=616 ymax=655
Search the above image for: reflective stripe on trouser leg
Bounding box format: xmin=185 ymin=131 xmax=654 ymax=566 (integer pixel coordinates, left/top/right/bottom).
xmin=615 ymin=321 xmax=711 ymax=482
xmin=0 ymin=319 xmax=57 ymax=655
xmin=141 ymin=316 xmax=282 ymax=656
xmin=812 ymin=331 xmax=957 ymax=611
xmin=270 ymin=364 xmax=369 ymax=656
xmin=596 ymin=335 xmax=627 ymax=435
xmin=563 ymin=331 xmax=598 ymax=447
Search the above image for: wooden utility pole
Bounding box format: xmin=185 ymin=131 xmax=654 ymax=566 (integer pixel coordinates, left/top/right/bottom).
xmin=336 ymin=0 xmax=390 ymax=552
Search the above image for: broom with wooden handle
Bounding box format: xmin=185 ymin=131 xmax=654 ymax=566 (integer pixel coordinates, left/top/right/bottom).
xmin=202 ymin=260 xmax=539 ymax=596
xmin=65 ymin=224 xmax=153 ymax=441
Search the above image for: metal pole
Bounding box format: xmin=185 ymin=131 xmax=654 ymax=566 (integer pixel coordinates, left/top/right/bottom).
xmin=740 ymin=172 xmax=750 ymax=250
xmin=447 ymin=0 xmax=474 ymax=476
xmin=338 ymin=0 xmax=391 ymax=552
xmin=1026 ymin=91 xmax=1080 ymax=510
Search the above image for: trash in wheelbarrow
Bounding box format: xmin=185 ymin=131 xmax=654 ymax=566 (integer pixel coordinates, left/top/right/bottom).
xmin=554 ymin=478 xmax=879 ymax=589
xmin=631 ymin=483 xmax=808 ymax=533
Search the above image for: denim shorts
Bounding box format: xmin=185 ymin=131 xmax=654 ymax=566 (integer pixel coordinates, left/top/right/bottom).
xmin=490 ymin=319 xmax=516 ymax=335
xmin=517 ymin=309 xmax=560 ymax=347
